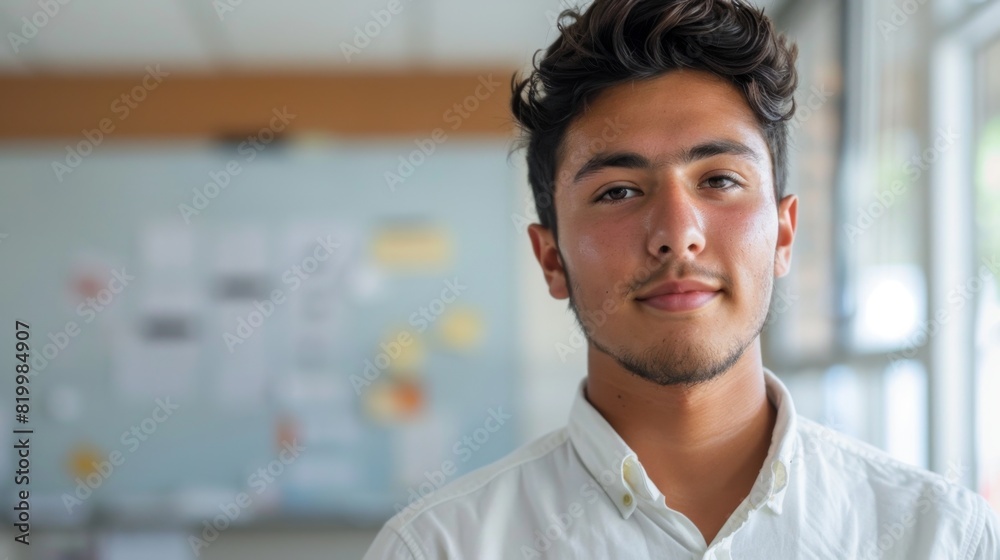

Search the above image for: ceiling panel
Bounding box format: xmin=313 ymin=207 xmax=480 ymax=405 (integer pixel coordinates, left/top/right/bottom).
xmin=426 ymin=0 xmax=574 ymax=67
xmin=0 ymin=20 xmax=28 ymax=73
xmin=215 ymin=0 xmax=418 ymax=69
xmin=1 ymin=0 xmax=210 ymax=71
xmin=0 ymin=0 xmax=791 ymax=73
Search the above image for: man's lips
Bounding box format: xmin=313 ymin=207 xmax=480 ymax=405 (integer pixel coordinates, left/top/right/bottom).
xmin=636 ymin=290 xmax=720 ymax=312
xmin=635 ymin=279 xmax=722 ymax=312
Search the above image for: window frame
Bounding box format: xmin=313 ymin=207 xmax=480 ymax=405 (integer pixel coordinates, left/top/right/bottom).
xmin=928 ymin=0 xmax=1000 ymax=485
xmin=771 ymin=0 xmax=1000 ymax=486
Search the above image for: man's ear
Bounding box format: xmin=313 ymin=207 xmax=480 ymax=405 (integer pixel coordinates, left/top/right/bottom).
xmin=527 ymin=223 xmax=569 ymax=300
xmin=774 ymin=194 xmax=798 ymax=278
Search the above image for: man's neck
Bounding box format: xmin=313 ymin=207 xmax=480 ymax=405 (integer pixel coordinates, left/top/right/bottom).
xmin=584 ymin=343 xmax=777 ymax=544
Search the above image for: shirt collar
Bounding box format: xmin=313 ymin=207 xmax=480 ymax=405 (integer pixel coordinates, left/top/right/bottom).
xmin=567 ymin=368 xmax=799 ymax=520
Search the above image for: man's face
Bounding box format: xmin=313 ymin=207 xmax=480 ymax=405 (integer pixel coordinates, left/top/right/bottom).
xmin=528 ymin=69 xmax=797 ymax=387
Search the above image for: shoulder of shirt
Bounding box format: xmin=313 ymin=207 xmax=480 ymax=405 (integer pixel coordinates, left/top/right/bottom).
xmin=796 ymin=414 xmax=985 ymax=511
xmin=795 ymin=414 xmax=1000 ymax=557
xmin=797 ymin=414 xmax=933 ymax=478
xmin=380 ymin=426 xmax=571 ymax=533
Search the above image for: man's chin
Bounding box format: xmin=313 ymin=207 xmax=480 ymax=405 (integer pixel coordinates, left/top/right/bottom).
xmin=591 ymin=341 xmax=732 ymax=388
xmin=618 ymin=358 xmax=733 ymax=388
xmin=587 ymin=325 xmax=763 ymax=387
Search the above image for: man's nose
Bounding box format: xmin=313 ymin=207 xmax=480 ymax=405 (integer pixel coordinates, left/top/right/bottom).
xmin=645 ymin=183 xmax=706 ymax=259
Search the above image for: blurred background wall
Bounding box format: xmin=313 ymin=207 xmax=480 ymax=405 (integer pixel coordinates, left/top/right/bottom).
xmin=0 ymin=0 xmax=997 ymax=558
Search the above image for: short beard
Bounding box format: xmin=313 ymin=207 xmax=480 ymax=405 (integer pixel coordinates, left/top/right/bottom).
xmin=563 ymin=256 xmax=773 ymax=389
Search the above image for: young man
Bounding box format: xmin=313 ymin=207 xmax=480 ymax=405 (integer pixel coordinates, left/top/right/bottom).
xmin=364 ymin=0 xmax=1000 ymax=558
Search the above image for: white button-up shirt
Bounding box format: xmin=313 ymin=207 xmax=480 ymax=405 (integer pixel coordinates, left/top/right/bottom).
xmin=363 ymin=369 xmax=1000 ymax=559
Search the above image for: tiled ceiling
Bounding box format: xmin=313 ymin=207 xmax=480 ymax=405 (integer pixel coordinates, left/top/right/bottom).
xmin=0 ymin=0 xmax=786 ymax=73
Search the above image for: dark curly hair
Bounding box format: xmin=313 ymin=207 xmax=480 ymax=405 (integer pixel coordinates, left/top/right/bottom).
xmin=511 ymin=0 xmax=799 ymax=237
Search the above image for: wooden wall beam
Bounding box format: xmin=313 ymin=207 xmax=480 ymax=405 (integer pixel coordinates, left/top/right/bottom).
xmin=0 ymin=69 xmax=517 ymax=140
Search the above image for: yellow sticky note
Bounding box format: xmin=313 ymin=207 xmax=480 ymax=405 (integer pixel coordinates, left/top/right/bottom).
xmin=371 ymin=226 xmax=452 ymax=271
xmin=438 ymin=306 xmax=485 ymax=350
xmin=378 ymin=327 xmax=425 ymax=372
xmin=364 ymin=382 xmax=396 ymax=423
xmin=67 ymin=444 xmax=105 ymax=479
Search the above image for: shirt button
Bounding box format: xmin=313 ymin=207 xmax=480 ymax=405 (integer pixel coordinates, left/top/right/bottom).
xmin=622 ymin=493 xmax=633 ymax=506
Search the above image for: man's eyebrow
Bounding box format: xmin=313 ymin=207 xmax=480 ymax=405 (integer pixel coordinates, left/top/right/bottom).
xmin=570 ymin=139 xmax=762 ymax=185
xmin=682 ymin=139 xmax=762 ymax=165
xmin=572 ymin=152 xmax=653 ymax=184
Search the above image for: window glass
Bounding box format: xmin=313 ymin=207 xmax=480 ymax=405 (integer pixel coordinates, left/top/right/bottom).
xmin=974 ymin=35 xmax=1000 ymax=513
xmin=847 ymin=0 xmax=928 ymax=354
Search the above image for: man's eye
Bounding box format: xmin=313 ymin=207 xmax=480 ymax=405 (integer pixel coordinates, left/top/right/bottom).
xmin=704 ymin=175 xmax=741 ymax=190
xmin=597 ymin=186 xmax=640 ymax=202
